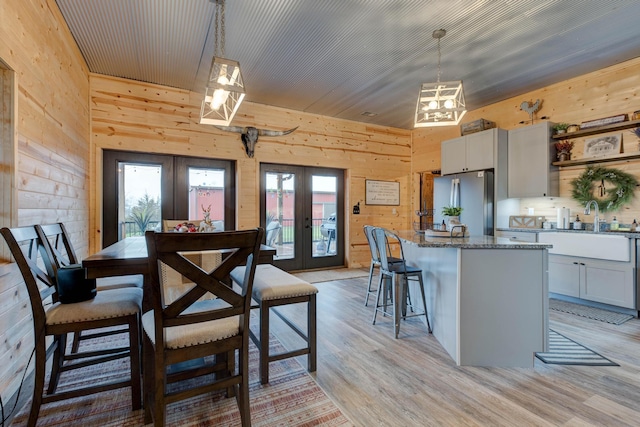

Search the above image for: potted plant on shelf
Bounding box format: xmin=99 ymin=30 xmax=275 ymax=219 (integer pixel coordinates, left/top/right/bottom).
xmin=554 ymin=140 xmax=574 ymax=161
xmin=442 ymin=206 xmax=463 ymax=230
xmin=552 ymin=123 xmax=570 ymax=135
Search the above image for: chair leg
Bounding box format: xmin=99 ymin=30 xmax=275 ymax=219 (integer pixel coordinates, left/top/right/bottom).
xmin=259 ymin=301 xmax=271 ymax=384
xmin=28 ymin=337 xmax=47 ymax=427
xmin=71 ymin=331 xmax=81 ymax=353
xmin=418 ymin=274 xmax=432 ymax=333
xmin=128 ymin=315 xmax=142 ymax=410
xmin=364 ymin=261 xmax=375 ymax=306
xmin=226 ymin=349 xmax=236 ymax=397
xmin=47 ymin=334 xmax=66 ymax=395
xmin=372 ymin=273 xmax=384 ymax=325
xmin=143 ymin=334 xmax=153 ymax=425
xmin=153 ymin=348 xmax=166 ymax=427
xmin=308 ymin=294 xmax=317 ymax=372
xmin=237 ymin=346 xmax=251 ymax=427
xmin=393 ymin=273 xmax=403 ymax=339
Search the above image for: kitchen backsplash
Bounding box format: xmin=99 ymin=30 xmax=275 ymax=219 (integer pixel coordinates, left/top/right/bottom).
xmin=516 ymin=197 xmax=638 ymax=226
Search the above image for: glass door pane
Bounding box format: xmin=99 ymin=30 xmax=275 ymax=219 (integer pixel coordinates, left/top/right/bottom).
xmin=265 ymin=171 xmax=295 ymax=260
xmin=313 ymin=175 xmax=337 ymax=258
xmin=188 ymin=167 xmax=226 ymax=231
xmin=118 ymin=163 xmax=162 ymax=239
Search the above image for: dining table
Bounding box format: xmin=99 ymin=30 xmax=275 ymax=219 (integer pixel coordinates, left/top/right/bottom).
xmin=83 ymin=235 xmax=276 ymax=279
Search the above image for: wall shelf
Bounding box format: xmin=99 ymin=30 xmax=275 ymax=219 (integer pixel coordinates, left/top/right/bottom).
xmin=552 ymin=119 xmax=640 ymax=140
xmin=552 ymin=151 xmax=640 ymax=167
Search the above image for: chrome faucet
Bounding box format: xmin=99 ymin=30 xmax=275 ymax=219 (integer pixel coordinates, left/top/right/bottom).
xmin=584 ymin=200 xmax=600 ymax=233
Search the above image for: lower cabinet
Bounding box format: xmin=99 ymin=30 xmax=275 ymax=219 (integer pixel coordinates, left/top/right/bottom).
xmin=548 ymin=254 xmax=635 ymax=309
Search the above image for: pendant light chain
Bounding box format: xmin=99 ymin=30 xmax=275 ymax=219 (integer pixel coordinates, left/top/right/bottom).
xmin=436 ymin=36 xmax=442 ymax=84
xmin=214 ymin=0 xmax=226 ymax=58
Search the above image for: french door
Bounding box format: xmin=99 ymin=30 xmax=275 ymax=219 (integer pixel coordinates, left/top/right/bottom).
xmin=260 ymin=163 xmax=344 ymax=271
xmin=102 ymin=150 xmax=235 ymax=248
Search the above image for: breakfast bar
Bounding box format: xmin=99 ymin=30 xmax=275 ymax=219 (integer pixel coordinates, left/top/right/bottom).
xmin=396 ymin=231 xmax=551 ymax=368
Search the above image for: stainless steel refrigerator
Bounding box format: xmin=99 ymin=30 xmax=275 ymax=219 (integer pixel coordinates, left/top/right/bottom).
xmin=433 ymin=170 xmax=494 ymax=236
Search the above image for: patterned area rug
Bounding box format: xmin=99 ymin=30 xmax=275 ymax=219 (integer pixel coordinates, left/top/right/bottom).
xmin=11 ymin=332 xmax=352 ymax=426
xmin=536 ymin=329 xmax=619 ymax=366
xmin=292 ymin=268 xmax=369 ymax=284
xmin=549 ymin=298 xmax=634 ymax=325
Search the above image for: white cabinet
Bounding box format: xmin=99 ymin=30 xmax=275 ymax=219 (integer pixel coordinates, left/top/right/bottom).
xmin=548 ymin=254 xmax=635 ymax=309
xmin=508 ymin=122 xmax=559 ymax=197
xmin=495 ymin=230 xmax=537 ymax=242
xmin=441 ymin=128 xmax=505 ymax=175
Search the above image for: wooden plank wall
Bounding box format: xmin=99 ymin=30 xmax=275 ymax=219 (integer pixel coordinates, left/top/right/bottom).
xmin=413 ymin=56 xmax=640 ymax=226
xmin=0 ymin=0 xmax=90 ymax=402
xmin=90 ymin=75 xmax=413 ymax=268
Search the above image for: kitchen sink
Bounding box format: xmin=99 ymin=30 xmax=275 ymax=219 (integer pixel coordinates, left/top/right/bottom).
xmin=538 ymin=232 xmax=630 ymax=261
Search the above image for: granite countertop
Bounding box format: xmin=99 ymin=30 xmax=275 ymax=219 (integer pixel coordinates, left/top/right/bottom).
xmin=497 ymin=227 xmax=640 ymax=238
xmin=396 ymin=231 xmax=552 ymax=249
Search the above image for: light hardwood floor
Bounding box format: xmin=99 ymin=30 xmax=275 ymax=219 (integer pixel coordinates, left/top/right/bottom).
xmin=271 ymin=276 xmax=640 ymax=427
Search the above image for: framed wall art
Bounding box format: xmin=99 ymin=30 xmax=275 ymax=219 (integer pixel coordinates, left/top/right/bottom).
xmin=583 ymin=133 xmax=622 ymax=158
xmin=365 ymin=180 xmax=400 ymax=205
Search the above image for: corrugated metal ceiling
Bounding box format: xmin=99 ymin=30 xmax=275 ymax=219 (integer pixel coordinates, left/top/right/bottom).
xmin=56 ymin=0 xmax=640 ymax=129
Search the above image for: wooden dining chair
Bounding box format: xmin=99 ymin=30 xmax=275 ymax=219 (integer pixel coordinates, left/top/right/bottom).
xmin=38 ymin=222 xmax=142 ymax=352
xmin=143 ymin=228 xmax=264 ymax=427
xmin=0 ymin=226 xmax=142 ymax=427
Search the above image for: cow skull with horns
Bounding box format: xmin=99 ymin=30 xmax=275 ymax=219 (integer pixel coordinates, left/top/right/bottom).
xmin=215 ymin=125 xmax=298 ymax=158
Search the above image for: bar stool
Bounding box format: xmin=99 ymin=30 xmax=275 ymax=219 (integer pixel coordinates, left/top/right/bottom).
xmin=372 ymin=227 xmax=431 ymax=338
xmin=363 ymin=225 xmax=402 ymax=306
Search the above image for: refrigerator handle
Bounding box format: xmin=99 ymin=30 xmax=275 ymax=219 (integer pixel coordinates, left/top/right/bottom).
xmin=450 ymin=178 xmax=460 ymax=207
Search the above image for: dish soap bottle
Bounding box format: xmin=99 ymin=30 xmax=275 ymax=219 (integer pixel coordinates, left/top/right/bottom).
xmin=573 ymin=215 xmax=582 ymax=230
xmin=632 ymin=219 xmax=638 ymax=232
xmin=610 ymin=216 xmax=619 ymax=231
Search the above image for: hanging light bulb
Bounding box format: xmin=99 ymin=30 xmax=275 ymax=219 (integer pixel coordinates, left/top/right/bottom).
xmin=414 ymin=29 xmax=466 ymax=127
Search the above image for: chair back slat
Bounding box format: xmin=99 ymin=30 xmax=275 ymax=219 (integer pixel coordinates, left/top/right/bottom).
xmin=37 ymin=223 xmax=79 ymax=267
xmin=363 ymin=225 xmax=380 ymax=263
xmin=145 ymin=229 xmax=264 ymax=340
xmin=373 ymin=227 xmax=407 ymax=272
xmin=1 ymin=226 xmax=60 ymax=328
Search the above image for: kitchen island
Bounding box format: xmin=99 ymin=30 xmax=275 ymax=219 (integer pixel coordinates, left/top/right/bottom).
xmin=395 ymin=231 xmax=551 ymax=368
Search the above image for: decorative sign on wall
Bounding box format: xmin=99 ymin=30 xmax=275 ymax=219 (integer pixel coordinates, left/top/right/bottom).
xmin=365 ymin=180 xmax=400 ymax=205
xmin=583 ymin=133 xmax=622 ymax=158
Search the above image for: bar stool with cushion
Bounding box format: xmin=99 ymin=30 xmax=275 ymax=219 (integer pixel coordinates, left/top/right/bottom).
xmin=363 ymin=225 xmax=402 ymax=306
xmin=372 ymin=227 xmax=431 ymax=338
xmin=1 ymin=226 xmax=142 ymax=427
xmin=230 ymin=264 xmax=318 ymax=384
xmin=142 ymin=228 xmax=263 ymax=427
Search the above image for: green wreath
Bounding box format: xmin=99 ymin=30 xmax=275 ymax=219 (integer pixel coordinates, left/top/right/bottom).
xmin=571 ymin=166 xmax=638 ymax=212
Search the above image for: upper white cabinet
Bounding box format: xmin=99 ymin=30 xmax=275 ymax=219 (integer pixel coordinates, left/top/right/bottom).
xmin=508 ymin=122 xmax=559 ymax=197
xmin=441 ymin=128 xmax=506 ymax=175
